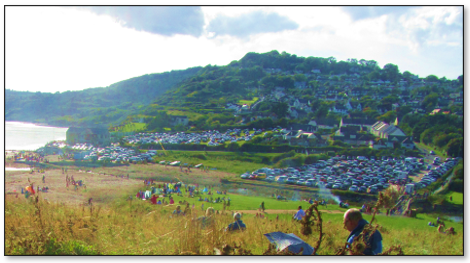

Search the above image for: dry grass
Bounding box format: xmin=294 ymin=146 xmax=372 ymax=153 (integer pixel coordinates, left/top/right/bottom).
xmin=4 ymin=195 xmax=463 ymax=255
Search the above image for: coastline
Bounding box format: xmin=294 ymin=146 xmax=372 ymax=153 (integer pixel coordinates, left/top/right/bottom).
xmin=5 ymin=120 xmax=69 ymax=129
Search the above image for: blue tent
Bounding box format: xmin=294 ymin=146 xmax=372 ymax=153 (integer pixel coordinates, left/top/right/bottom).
xmin=202 ymin=187 xmax=208 ymax=192
xmin=264 ymin=232 xmax=315 ymax=255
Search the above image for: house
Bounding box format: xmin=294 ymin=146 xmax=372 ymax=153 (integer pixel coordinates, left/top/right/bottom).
xmin=170 ymin=116 xmax=189 ymax=126
xmin=273 ymin=87 xmax=286 ymax=100
xmin=288 ymin=107 xmax=299 ymax=119
xmin=339 ymin=117 xmax=376 ymax=130
xmin=311 ymin=69 xmax=321 ymax=74
xmin=400 ymin=137 xmax=415 ymax=149
xmin=290 ymin=123 xmax=315 ymax=132
xmin=430 ymin=109 xmax=441 ymax=115
xmin=66 ymin=127 xmax=111 ymax=147
xmin=293 ymin=98 xmax=310 ymax=109
xmin=294 ymin=81 xmax=307 ymax=89
xmin=350 ymin=88 xmax=364 ymax=97
xmin=370 ymin=139 xmax=388 ymax=150
xmin=312 ymin=118 xmax=339 ymax=130
xmin=329 ymin=105 xmax=348 ymax=115
xmin=325 ymin=95 xmax=338 ymax=101
xmin=283 ymin=130 xmax=303 ymax=140
xmin=349 ymin=101 xmax=362 ymax=111
xmin=370 ymin=119 xmax=406 ymax=139
xmin=333 ymin=126 xmax=374 ymax=146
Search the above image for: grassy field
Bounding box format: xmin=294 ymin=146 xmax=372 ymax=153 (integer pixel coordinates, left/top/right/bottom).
xmin=443 ymin=191 xmax=463 ymax=205
xmin=114 ymin=123 xmax=147 ymax=133
xmin=150 ymin=150 xmax=278 ymax=175
xmin=238 ymin=97 xmax=259 ymax=106
xmin=4 ymin=194 xmax=463 ymax=255
xmin=166 ymin=110 xmax=203 ymax=121
xmin=5 ymin=153 xmax=463 ymax=255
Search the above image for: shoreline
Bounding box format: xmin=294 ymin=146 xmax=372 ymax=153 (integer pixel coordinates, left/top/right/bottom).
xmin=5 ymin=120 xmax=69 ymax=129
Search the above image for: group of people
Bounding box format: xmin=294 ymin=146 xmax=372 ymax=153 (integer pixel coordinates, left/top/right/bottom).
xmin=428 ymin=217 xmax=456 ymax=235
xmin=66 ymin=174 xmax=85 ymax=190
xmin=9 ymin=152 xmax=44 ymax=163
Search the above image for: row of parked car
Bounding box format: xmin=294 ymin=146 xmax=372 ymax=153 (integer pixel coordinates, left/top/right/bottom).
xmin=123 ymin=128 xmax=265 ymax=146
xmin=73 ymin=144 xmax=158 ymax=163
xmin=415 ymin=158 xmax=458 ymax=189
xmin=241 ymin=155 xmax=460 ymax=194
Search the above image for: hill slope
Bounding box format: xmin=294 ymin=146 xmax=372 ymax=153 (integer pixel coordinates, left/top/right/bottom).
xmin=5 ymin=67 xmax=202 ymax=127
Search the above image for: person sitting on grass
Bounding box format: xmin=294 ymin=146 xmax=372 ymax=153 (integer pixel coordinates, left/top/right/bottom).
xmin=293 ymin=206 xmax=306 ymax=221
xmin=184 ymin=203 xmax=191 ymax=216
xmin=446 ymin=227 xmax=456 ymax=235
xmin=169 ymin=197 xmax=175 ymax=205
xmin=343 ymin=208 xmax=382 ymax=255
xmin=172 ymin=205 xmax=184 ymax=216
xmin=151 ymin=194 xmax=158 ymax=205
xmin=195 ymin=207 xmax=215 ymax=229
xmin=157 ymin=200 xmax=162 ymax=205
xmin=226 ymin=212 xmax=246 ymax=232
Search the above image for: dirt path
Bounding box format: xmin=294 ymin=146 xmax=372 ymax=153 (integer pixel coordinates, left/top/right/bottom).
xmin=234 ymin=209 xmax=345 ymax=215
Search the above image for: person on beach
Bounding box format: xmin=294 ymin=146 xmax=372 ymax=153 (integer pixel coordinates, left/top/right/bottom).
xmin=343 ymin=208 xmax=382 ymax=255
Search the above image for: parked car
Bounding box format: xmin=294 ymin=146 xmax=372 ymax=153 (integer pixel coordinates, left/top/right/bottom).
xmin=349 ymin=185 xmax=359 ymax=192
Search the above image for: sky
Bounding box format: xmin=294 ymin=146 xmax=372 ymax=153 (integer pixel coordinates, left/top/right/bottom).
xmin=5 ymin=5 xmax=464 ymax=93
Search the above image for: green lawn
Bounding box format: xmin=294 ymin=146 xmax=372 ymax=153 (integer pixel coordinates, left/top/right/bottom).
xmin=151 ymin=151 xmax=279 ymax=175
xmin=123 ymin=190 xmax=464 ymax=235
xmin=238 ymin=97 xmax=259 ymax=106
xmin=444 ymin=191 xmax=463 ymax=205
xmin=114 ymin=123 xmax=147 ymax=133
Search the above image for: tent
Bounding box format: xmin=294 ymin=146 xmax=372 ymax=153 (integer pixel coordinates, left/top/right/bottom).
xmin=202 ymin=187 xmax=208 ymax=192
xmin=264 ymin=232 xmax=315 ymax=255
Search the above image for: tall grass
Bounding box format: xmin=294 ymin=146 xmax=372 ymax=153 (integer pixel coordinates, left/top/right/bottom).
xmin=5 ymin=195 xmax=463 ymax=255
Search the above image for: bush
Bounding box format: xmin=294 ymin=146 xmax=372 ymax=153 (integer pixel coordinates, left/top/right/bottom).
xmin=448 ymin=179 xmax=463 ymax=193
xmin=271 ymin=150 xmax=296 ymax=163
xmin=304 ymin=155 xmax=319 ymax=164
xmin=193 ymin=154 xmax=207 ymax=160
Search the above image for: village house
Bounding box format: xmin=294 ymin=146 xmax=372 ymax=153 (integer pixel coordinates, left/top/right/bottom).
xmin=339 ymin=117 xmax=376 ymax=130
xmin=309 ymin=118 xmax=339 ymax=130
xmin=170 ymin=116 xmax=189 ymax=126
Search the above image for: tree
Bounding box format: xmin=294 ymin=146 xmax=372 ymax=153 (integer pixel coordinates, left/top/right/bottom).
xmin=446 ymin=138 xmax=463 ymax=157
xmin=377 ymin=111 xmax=397 ymax=124
xmin=382 ymin=63 xmax=400 ymax=82
xmin=421 ymin=92 xmax=439 ymax=109
xmin=315 ymin=104 xmax=329 ymax=119
xmin=402 ymin=71 xmax=412 ymax=82
xmin=425 ymin=75 xmax=439 ymax=83
xmin=272 ymin=102 xmax=288 ymax=118
xmin=396 ymin=106 xmax=412 ymax=119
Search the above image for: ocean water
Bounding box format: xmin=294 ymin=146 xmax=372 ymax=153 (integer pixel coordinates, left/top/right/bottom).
xmin=5 ymin=121 xmax=68 ymax=151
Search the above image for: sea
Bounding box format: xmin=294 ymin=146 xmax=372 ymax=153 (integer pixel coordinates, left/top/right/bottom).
xmin=5 ymin=121 xmax=69 ymax=151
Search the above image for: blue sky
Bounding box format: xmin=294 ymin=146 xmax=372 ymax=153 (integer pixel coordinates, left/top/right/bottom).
xmin=5 ymin=5 xmax=463 ymax=93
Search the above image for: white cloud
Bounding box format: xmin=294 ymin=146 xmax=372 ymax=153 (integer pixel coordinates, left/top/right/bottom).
xmin=5 ymin=6 xmax=463 ymax=93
